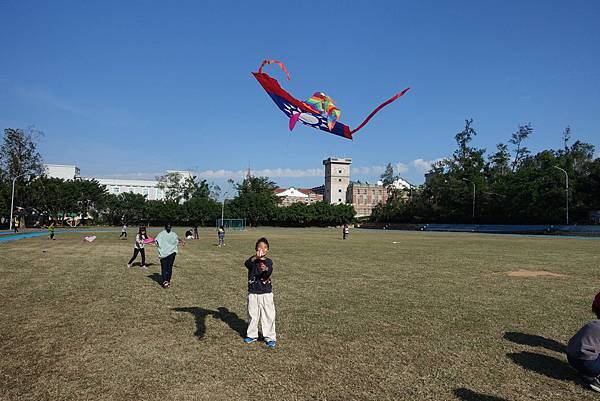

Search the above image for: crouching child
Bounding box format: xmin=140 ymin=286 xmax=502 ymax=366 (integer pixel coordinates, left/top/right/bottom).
xmin=567 ymin=291 xmax=600 ymax=392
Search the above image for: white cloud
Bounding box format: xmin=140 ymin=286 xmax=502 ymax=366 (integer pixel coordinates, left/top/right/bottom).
xmin=411 ymin=158 xmax=445 ymax=173
xmin=197 ymin=168 xmax=323 ymax=179
xmin=351 ymin=166 xmax=385 ymax=175
xmin=90 ymin=159 xmax=446 ymax=182
xmin=89 ymin=172 xmax=163 ymax=180
xmin=395 ymin=162 xmax=408 ymax=173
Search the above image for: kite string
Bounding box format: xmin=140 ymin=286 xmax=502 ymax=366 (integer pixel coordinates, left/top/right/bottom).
xmin=258 ymin=59 xmax=291 ymax=81
xmin=350 ymin=87 xmax=410 ymax=135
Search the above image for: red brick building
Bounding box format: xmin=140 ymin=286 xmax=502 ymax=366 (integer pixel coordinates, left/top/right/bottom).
xmin=347 ymin=182 xmax=389 ymax=217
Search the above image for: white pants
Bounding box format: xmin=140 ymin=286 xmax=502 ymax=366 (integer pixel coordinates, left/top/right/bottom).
xmin=247 ymin=293 xmax=276 ymax=341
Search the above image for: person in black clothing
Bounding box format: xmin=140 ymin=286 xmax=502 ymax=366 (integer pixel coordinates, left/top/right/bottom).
xmin=127 ymin=227 xmax=148 ymax=269
xmin=243 ymin=237 xmax=276 ymax=348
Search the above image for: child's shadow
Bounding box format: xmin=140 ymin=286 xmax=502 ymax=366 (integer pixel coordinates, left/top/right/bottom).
xmin=147 ymin=273 xmax=163 ymax=286
xmin=131 ymin=262 xmax=154 ymax=268
xmin=172 ymin=306 xmax=247 ymax=339
xmin=503 ymin=331 xmax=566 ymax=353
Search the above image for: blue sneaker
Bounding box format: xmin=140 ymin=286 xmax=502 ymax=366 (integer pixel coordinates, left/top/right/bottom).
xmin=266 ymin=340 xmax=276 ymax=348
xmin=244 ymin=337 xmax=257 ymax=344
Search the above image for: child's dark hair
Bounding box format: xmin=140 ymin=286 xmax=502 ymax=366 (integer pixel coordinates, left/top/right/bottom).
xmin=138 ymin=226 xmax=147 ymax=238
xmin=255 ymin=237 xmax=269 ymax=250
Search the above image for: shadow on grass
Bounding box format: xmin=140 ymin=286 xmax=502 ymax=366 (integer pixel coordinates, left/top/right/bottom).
xmin=147 ymin=273 xmax=163 ymax=286
xmin=453 ymin=388 xmax=509 ymax=401
xmin=130 ymin=262 xmax=154 ymax=268
xmin=507 ymin=351 xmax=578 ymax=381
xmin=213 ymin=307 xmax=247 ymax=338
xmin=504 ymin=332 xmax=566 ymax=353
xmin=172 ymin=307 xmax=247 ymax=339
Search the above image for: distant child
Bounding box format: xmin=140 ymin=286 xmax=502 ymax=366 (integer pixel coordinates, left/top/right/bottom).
xmin=343 ymin=223 xmax=349 ymax=240
xmin=120 ymin=224 xmax=127 ymax=239
xmin=567 ymin=291 xmax=600 ymax=392
xmin=193 ymin=226 xmax=199 ymax=240
xmin=243 ymin=237 xmax=276 ymax=348
xmin=217 ymin=225 xmax=225 ymax=246
xmin=48 ymin=222 xmax=55 ymax=240
xmin=155 ymin=223 xmax=181 ymax=288
xmin=127 ymin=227 xmax=148 ymax=269
xmin=185 ymin=229 xmax=194 ymax=240
xmin=13 ymin=218 xmax=19 ymax=233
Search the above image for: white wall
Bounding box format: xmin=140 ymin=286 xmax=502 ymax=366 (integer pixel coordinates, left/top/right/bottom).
xmin=44 ymin=164 xmax=80 ymax=180
xmin=323 ymin=158 xmax=351 ymax=205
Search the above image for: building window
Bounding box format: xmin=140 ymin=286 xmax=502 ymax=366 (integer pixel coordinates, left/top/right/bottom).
xmin=338 ymin=169 xmax=342 ymax=174
xmin=338 ymin=189 xmax=342 ymax=192
xmin=338 ymin=199 xmax=342 ymax=202
xmin=338 ymin=178 xmax=341 ymax=182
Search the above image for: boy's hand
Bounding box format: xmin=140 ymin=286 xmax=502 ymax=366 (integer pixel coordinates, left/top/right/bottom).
xmin=259 ymin=262 xmax=268 ymax=272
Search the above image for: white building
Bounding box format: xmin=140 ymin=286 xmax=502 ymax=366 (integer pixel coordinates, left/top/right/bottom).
xmin=390 ymin=177 xmax=412 ymax=190
xmin=323 ymin=157 xmax=352 ymax=205
xmin=95 ymin=170 xmax=194 ymax=201
xmin=44 ymin=164 xmax=80 ymax=180
xmin=95 ymin=178 xmax=166 ymax=200
xmin=274 ymin=187 xmax=323 ymax=206
xmin=43 ymin=164 xmax=193 ymax=201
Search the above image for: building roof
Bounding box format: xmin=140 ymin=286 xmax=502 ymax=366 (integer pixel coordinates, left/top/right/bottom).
xmin=391 ymin=177 xmax=413 ymax=189
xmin=275 ymin=187 xmax=309 ymax=198
xmin=323 ymin=157 xmax=352 ymax=165
xmin=94 ymin=178 xmax=160 ymax=186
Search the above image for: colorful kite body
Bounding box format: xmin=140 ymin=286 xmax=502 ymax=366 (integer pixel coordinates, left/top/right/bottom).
xmin=253 ymin=59 xmax=410 ymax=140
xmin=306 ymin=92 xmax=341 ymax=131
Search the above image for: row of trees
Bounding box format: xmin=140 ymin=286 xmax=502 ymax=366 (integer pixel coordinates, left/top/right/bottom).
xmin=372 ymin=120 xmax=599 ymax=224
xmin=0 ymin=128 xmax=354 ymax=227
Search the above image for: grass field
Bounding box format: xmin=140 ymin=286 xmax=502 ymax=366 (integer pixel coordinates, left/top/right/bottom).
xmin=1 ymin=227 xmax=599 ymax=401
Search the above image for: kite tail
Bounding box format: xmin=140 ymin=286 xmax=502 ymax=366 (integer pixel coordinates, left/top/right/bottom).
xmin=258 ymin=59 xmax=291 ymax=81
xmin=350 ymin=87 xmax=410 ymax=135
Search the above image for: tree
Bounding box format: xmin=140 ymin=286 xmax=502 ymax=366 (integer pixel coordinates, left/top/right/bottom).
xmin=509 ymin=123 xmax=533 ymax=172
xmin=380 ymin=163 xmax=396 ymax=187
xmin=487 ymin=143 xmax=511 ymax=176
xmin=156 ymin=172 xmax=214 ymax=203
xmin=562 ymin=126 xmax=571 ymax=151
xmin=0 ymin=127 xmax=44 ymax=180
xmin=229 ymin=176 xmax=278 ymax=226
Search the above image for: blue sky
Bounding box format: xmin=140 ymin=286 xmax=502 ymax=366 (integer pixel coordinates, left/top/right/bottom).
xmin=1 ymin=0 xmax=599 ymax=192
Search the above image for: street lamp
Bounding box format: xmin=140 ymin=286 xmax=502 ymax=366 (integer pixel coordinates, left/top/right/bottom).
xmin=553 ymin=166 xmax=569 ymax=225
xmin=9 ymin=172 xmax=30 ymax=230
xmin=462 ymin=178 xmax=475 ymax=219
xmin=220 ymin=191 xmax=229 ymax=228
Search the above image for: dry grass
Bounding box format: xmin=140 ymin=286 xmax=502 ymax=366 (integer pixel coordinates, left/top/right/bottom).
xmin=1 ymin=227 xmax=599 ymax=400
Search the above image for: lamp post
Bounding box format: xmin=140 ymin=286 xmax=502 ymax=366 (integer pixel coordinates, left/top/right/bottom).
xmin=553 ymin=166 xmax=569 ymax=225
xmin=220 ymin=191 xmax=229 ymax=227
xmin=9 ymin=172 xmax=29 ymax=230
xmin=462 ymin=178 xmax=476 ymax=219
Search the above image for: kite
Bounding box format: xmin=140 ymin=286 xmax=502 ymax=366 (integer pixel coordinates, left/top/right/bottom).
xmin=252 ymin=59 xmax=410 ymax=140
xmin=143 ymin=237 xmax=156 ymax=244
xmin=83 ymin=235 xmax=97 ymax=243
